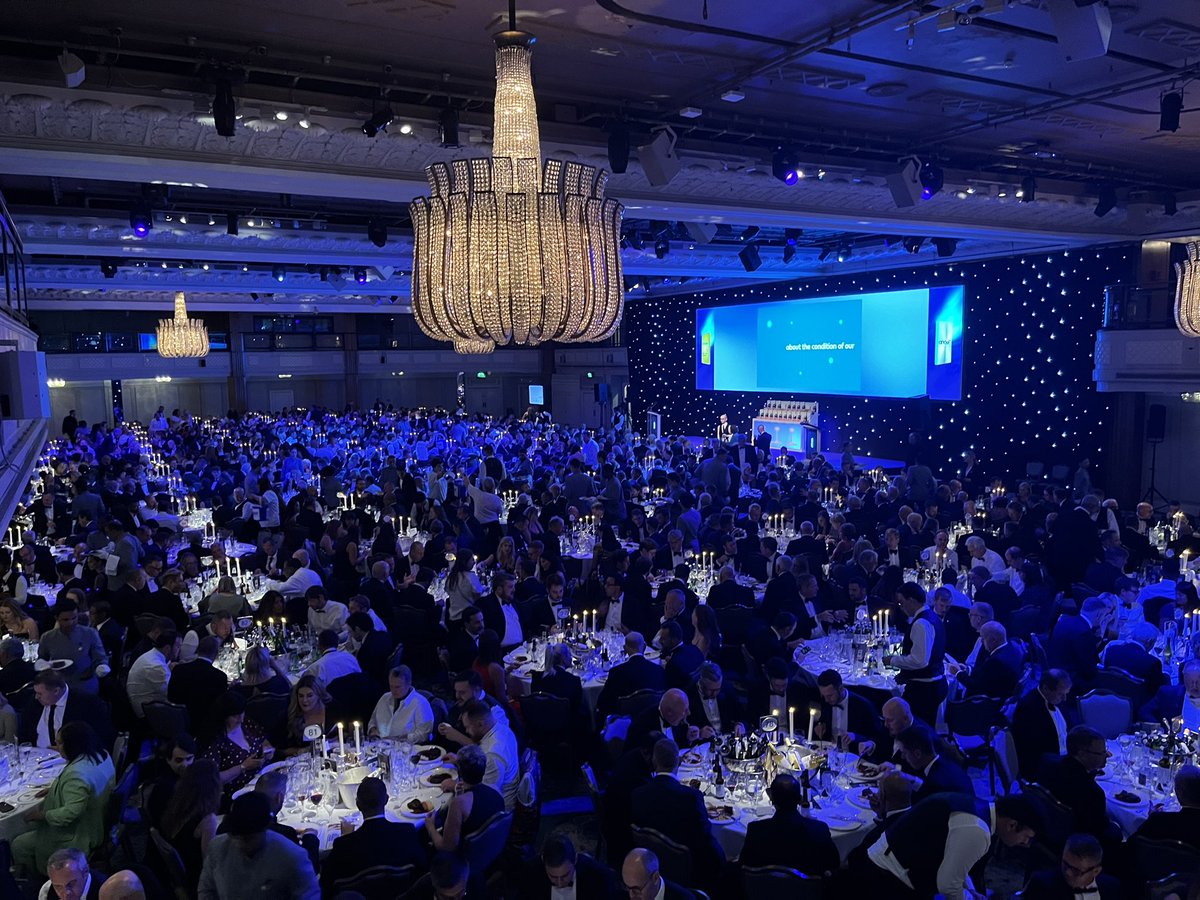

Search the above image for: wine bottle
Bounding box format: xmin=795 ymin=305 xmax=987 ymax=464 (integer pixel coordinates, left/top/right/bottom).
xmin=713 ymin=754 xmax=726 ymax=799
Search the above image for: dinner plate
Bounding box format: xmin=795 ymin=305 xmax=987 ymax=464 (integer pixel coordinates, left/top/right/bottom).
xmin=847 ymin=770 xmax=883 ymax=784
xmin=823 ymin=814 xmax=864 ymax=832
xmin=409 ymin=745 xmax=445 ymax=766
xmin=396 ymin=799 xmax=434 ymax=819
xmin=1109 ymin=791 xmax=1143 ymax=807
xmin=847 ymin=788 xmax=873 ymax=810
xmin=17 ymin=790 xmax=41 ymax=804
xmin=424 ymin=768 xmax=455 ymax=787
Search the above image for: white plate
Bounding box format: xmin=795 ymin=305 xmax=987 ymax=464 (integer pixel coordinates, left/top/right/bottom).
xmin=423 ymin=768 xmax=454 ymax=788
xmin=847 ymin=788 xmax=873 ymax=810
xmin=824 ymin=814 xmax=864 ymax=832
xmin=17 ymin=790 xmax=41 ymax=804
xmin=1109 ymin=791 xmax=1143 ymax=807
xmin=409 ymin=745 xmax=445 ymax=766
xmin=396 ymin=799 xmax=434 ymax=819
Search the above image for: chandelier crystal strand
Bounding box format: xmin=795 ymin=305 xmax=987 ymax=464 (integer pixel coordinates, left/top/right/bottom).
xmin=410 ymin=23 xmax=624 ymax=354
xmin=1176 ymin=242 xmax=1200 ymax=337
xmin=156 ymin=291 xmax=210 ymax=358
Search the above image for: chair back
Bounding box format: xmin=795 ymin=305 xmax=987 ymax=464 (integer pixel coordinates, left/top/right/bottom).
xmin=1021 ymin=781 xmax=1075 ymax=853
xmin=618 ymin=688 xmax=663 ymax=718
xmin=135 ymin=613 xmax=161 ymax=637
xmin=142 ymin=700 xmax=191 ymax=741
xmin=329 ymin=863 xmax=416 ymax=900
xmin=742 ymin=866 xmax=824 ymax=899
xmin=1148 ymin=873 xmax=1196 ymax=900
xmin=148 ymin=826 xmax=192 ymax=900
xmin=326 ymin=671 xmax=375 ymax=722
xmin=580 ymin=763 xmax=603 ymax=816
xmin=993 ymin=727 xmax=1019 ymax=795
xmin=716 ymin=605 xmax=755 ymax=645
xmin=1078 ymin=690 xmax=1132 ymax=739
xmin=462 ymin=810 xmax=513 ymax=876
xmin=244 ymin=691 xmax=290 ymax=736
xmin=418 ymin=689 xmax=448 ymax=730
xmin=520 ymin=692 xmax=572 ymax=748
xmin=1027 ymin=633 xmax=1048 ymax=671
xmin=946 ymin=695 xmax=1002 ymax=737
xmin=630 ymin=824 xmax=693 ymax=887
xmin=1092 ymin=666 xmax=1149 ymax=708
xmin=111 ymin=730 xmax=130 ymax=776
xmin=1132 ymin=836 xmax=1200 ymax=883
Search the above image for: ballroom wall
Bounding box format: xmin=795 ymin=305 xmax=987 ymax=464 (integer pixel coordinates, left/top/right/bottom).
xmin=627 ymin=244 xmax=1138 ymax=485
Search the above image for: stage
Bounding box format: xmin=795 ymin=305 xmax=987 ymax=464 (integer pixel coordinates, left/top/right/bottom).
xmin=679 ymin=437 xmax=905 ymax=471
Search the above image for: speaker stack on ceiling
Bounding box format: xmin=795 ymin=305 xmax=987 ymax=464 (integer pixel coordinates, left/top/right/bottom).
xmin=1146 ymin=404 xmax=1166 ymax=443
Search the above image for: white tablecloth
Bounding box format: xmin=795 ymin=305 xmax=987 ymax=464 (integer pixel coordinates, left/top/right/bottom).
xmin=795 ymin=636 xmax=901 ymax=694
xmin=0 ymin=749 xmax=66 ymax=845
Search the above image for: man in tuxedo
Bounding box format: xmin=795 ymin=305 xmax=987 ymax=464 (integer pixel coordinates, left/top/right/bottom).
xmin=1131 ymin=764 xmax=1200 ymax=850
xmin=956 ymin=621 xmax=1024 ymax=700
xmin=746 ymin=657 xmax=816 ymax=724
xmin=597 ymin=632 xmax=665 ymax=718
xmin=754 ymin=424 xmax=772 ymax=459
xmin=1022 ymin=833 xmax=1121 ymax=900
xmin=879 ymin=528 xmax=918 ymax=570
xmin=1013 ymin=668 xmax=1073 ymax=779
xmin=897 ymin=724 xmax=974 ymax=802
xmin=685 ymin=662 xmax=744 ymax=739
xmin=0 ymin=637 xmax=35 ymax=698
xmin=630 ymin=739 xmax=726 ymax=885
xmin=626 ymin=689 xmax=699 ymax=751
xmin=933 ymin=589 xmax=977 ymax=665
xmin=348 ymin=612 xmax=394 ymax=690
xmin=653 ymin=589 xmax=694 ymax=648
xmin=446 ymin=606 xmax=486 ymax=673
xmin=621 ymin=848 xmax=697 ymax=900
xmin=357 ymin=561 xmax=399 ymax=627
xmin=41 ymin=849 xmax=105 ymax=900
xmin=1047 ymin=596 xmax=1109 ymax=685
xmin=653 ymin=530 xmax=690 ymax=576
xmin=811 ymin=668 xmax=880 ymax=754
xmin=535 ymin=834 xmax=619 ymax=900
xmin=1035 ymin=725 xmax=1121 ymax=846
xmin=706 ymin=565 xmax=755 ymax=609
xmin=740 ymin=773 xmax=839 ymax=876
xmin=166 ymin=635 xmax=229 ymax=740
xmin=658 ymin=621 xmax=703 ymax=691
xmin=785 ymin=521 xmax=828 ymax=565
xmin=319 ymin=776 xmax=426 ymax=896
xmin=514 ymin=556 xmax=547 ymax=603
xmin=747 ymin=612 xmax=800 ymax=668
xmin=20 ymin=669 xmax=112 ymax=749
xmin=248 ymin=536 xmax=283 ymax=578
xmin=757 ymin=556 xmax=800 ymax=621
xmin=1099 ymin=622 xmax=1165 ymax=694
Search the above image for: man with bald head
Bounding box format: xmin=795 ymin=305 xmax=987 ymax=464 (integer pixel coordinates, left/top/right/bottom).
xmin=847 ymin=773 xmax=915 ymax=870
xmin=621 ymin=848 xmax=696 ymax=899
xmin=98 ymin=870 xmax=145 ymax=900
xmin=626 ymin=687 xmax=698 ymax=751
xmin=957 ymin=621 xmax=1023 ymax=699
xmin=596 ymin=631 xmax=665 ymax=718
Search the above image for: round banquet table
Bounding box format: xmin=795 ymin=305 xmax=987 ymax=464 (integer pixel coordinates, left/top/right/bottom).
xmin=795 ymin=635 xmax=901 ymax=695
xmin=0 ymin=747 xmax=67 ymax=845
xmin=503 ymin=639 xmax=643 ymax=726
xmin=676 ymin=744 xmax=875 ymax=861
xmin=1099 ymin=739 xmax=1182 ymax=836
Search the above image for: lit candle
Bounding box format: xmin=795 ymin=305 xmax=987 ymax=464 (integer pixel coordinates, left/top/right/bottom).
xmin=592 ymin=609 xmax=599 ymax=635
xmin=807 ymin=706 xmax=817 ymax=744
xmin=235 ymin=556 xmax=242 ymax=578
xmin=337 ymin=722 xmax=345 ymax=757
xmin=788 ymin=706 xmax=796 ymax=742
xmin=354 ymin=721 xmax=362 ymax=758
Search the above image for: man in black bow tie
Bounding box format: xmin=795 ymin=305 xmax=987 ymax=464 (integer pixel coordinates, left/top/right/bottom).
xmin=1021 ymin=833 xmax=1120 ymax=899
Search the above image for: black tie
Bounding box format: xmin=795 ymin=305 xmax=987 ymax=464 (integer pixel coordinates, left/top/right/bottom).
xmin=47 ymin=703 xmax=58 ymax=745
xmin=393 ymin=697 xmax=402 ymax=713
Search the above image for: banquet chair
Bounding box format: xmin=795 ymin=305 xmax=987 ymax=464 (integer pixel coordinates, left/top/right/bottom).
xmin=580 ymin=763 xmax=606 ymax=859
xmin=327 ymin=863 xmax=416 ymax=900
xmin=148 ymin=826 xmax=193 ymax=900
xmin=1078 ymin=690 xmax=1131 ymax=739
xmin=1020 ymin=781 xmax=1075 ymax=858
xmin=618 ymin=688 xmax=663 ymax=718
xmin=742 ymin=866 xmax=824 ymax=899
xmin=461 ymin=810 xmax=513 ymax=893
xmin=1131 ymin=836 xmax=1200 ymax=883
xmin=991 ymin=727 xmax=1019 ymax=796
xmin=1092 ymin=667 xmax=1148 ymax=710
xmin=945 ymin=696 xmax=1003 ymax=768
xmin=244 ymin=691 xmax=290 ymax=737
xmin=142 ymin=700 xmax=191 ymax=742
xmin=97 ymin=759 xmax=141 ymax=868
xmin=1148 ymin=873 xmax=1195 ymax=900
xmin=630 ymin=825 xmax=693 ymax=887
xmin=326 ymin=671 xmax=375 ymax=722
xmin=519 ymin=692 xmax=572 ymax=755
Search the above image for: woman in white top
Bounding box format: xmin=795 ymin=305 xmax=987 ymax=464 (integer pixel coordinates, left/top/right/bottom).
xmin=445 ymin=551 xmax=483 ymax=624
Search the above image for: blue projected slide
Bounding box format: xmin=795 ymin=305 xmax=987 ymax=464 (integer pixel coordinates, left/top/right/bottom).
xmin=695 ymin=286 xmax=964 ymax=400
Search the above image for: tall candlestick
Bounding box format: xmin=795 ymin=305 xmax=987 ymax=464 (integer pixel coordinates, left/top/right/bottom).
xmin=593 ymin=609 xmax=599 ymax=635
xmin=337 ymin=722 xmax=346 ymax=757
xmin=788 ymin=706 xmax=796 ymax=742
xmin=354 ymin=721 xmax=362 ymax=758
xmin=807 ymin=706 xmax=817 ymax=744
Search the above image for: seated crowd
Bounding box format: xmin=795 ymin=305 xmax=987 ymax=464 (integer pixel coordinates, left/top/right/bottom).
xmin=0 ymin=406 xmax=1198 ymax=898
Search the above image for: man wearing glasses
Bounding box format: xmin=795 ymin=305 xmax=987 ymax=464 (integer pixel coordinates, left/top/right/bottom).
xmin=620 ymin=849 xmax=697 ymax=900
xmin=1033 ymin=726 xmax=1121 ymax=847
xmin=1021 ymin=833 xmax=1120 ymax=899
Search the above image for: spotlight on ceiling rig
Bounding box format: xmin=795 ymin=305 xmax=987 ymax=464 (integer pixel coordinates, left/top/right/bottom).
xmin=1094 ymin=184 xmax=1117 ymax=217
xmin=933 ymin=237 xmax=958 ymax=257
xmin=129 ymin=201 xmax=153 ymax=237
xmin=919 ymin=161 xmax=944 ymax=200
xmin=771 ymin=147 xmax=802 ymax=185
xmin=1165 ymin=193 xmax=1179 ymax=216
xmin=608 ymin=121 xmax=630 ymax=175
xmin=99 ymin=259 xmax=119 ymax=278
xmin=367 ymin=219 xmax=388 ymax=248
xmin=355 ymin=267 xmax=369 ymax=284
xmin=1019 ymin=175 xmax=1037 ymax=203
xmin=836 ymin=242 xmax=853 ymax=263
xmin=1160 ymin=91 xmax=1184 ymax=132
xmin=439 ymin=107 xmax=460 ymax=147
xmin=782 ymin=244 xmax=796 ymax=264
xmin=362 ymin=106 xmax=394 ymax=138
xmin=272 ymin=265 xmax=286 ymax=282
xmin=902 ymin=236 xmax=925 ymax=254
xmin=58 ymin=50 xmax=86 ymax=88
xmin=654 ymin=238 xmax=670 ymax=259
xmin=738 ymin=243 xmax=762 ymax=272
xmin=212 ymin=78 xmax=237 ymax=137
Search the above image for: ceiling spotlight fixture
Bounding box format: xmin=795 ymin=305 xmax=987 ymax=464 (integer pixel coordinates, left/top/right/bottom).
xmin=679 ymin=106 xmax=703 ymax=119
xmin=902 ymin=236 xmax=925 ymax=254
xmin=99 ymin=259 xmax=119 ymax=278
xmin=784 ymin=228 xmax=802 ymax=245
xmin=439 ymin=107 xmax=460 ymax=147
xmin=250 ymin=292 xmax=260 ymax=302
xmin=129 ymin=201 xmax=153 ymax=237
xmin=740 ymin=226 xmax=760 ymax=241
xmin=201 ymin=263 xmax=210 ymax=271
xmin=367 ymin=219 xmax=388 ymax=248
xmin=272 ymin=265 xmax=286 ymax=282
xmin=362 ymin=106 xmax=395 ymax=138
xmin=919 ymin=161 xmax=944 ymax=199
xmin=720 ymin=88 xmax=745 ymax=103
xmin=1019 ymin=175 xmax=1036 ymax=203
xmin=818 ymin=246 xmax=833 ymax=262
xmin=933 ymin=237 xmax=958 ymax=257
xmin=58 ymin=49 xmax=86 ymax=88
xmin=836 ymin=241 xmax=853 ymax=263
xmin=399 ymin=122 xmax=414 ymax=135
xmin=1160 ymin=91 xmax=1184 ymax=132
xmin=607 ymin=120 xmax=630 ymax=175
xmin=1166 ymin=192 xmax=1178 ymax=216
xmin=274 ymin=110 xmax=289 ymax=121
xmin=771 ymin=147 xmax=802 ymax=185
xmin=654 ymin=238 xmax=669 ymax=259
xmin=738 ymin=243 xmax=762 ymax=272
xmin=212 ymin=77 xmax=237 ymax=137
xmin=226 ymin=213 xmax=239 ymax=236
xmin=782 ymin=244 xmax=796 ymax=264
xmin=354 ymin=267 xmax=369 ymax=284
xmin=1094 ymin=184 xmax=1117 ymax=217
xmin=207 ymin=215 xmax=216 ymax=226
xmin=298 ymin=114 xmax=311 ymax=129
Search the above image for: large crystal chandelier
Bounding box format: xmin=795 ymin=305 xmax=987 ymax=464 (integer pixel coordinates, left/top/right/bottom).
xmin=1175 ymin=241 xmax=1200 ymax=337
xmin=409 ymin=3 xmax=625 ymax=354
xmin=156 ymin=291 xmax=210 ymax=358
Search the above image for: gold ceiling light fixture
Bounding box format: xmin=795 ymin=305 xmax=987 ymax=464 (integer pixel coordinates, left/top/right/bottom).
xmin=156 ymin=291 xmax=210 ymax=358
xmin=1175 ymin=241 xmax=1200 ymax=337
xmin=409 ymin=0 xmax=625 ymax=354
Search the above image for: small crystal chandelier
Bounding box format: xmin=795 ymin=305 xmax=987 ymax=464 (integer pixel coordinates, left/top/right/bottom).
xmin=409 ymin=1 xmax=625 ymax=354
xmin=1176 ymin=242 xmax=1200 ymax=337
xmin=156 ymin=291 xmax=210 ymax=358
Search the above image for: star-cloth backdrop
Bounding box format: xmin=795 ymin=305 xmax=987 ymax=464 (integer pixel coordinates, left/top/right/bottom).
xmin=626 ymin=243 xmax=1137 ymax=482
